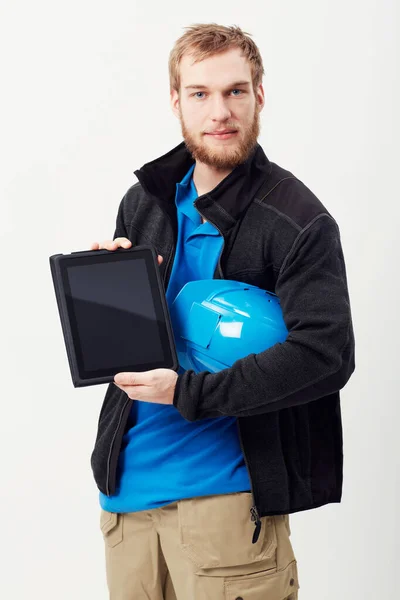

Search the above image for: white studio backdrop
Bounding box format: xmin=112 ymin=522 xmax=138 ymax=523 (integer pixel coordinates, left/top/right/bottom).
xmin=0 ymin=1 xmax=398 ymax=598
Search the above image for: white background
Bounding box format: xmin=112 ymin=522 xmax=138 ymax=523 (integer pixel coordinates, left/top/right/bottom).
xmin=1 ymin=1 xmax=398 ymax=598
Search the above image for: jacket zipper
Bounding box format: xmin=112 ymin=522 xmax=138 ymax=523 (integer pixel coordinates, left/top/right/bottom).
xmin=105 ymin=201 xmax=263 ymax=536
xmin=195 ymin=204 xmax=225 ymax=279
xmin=196 ymin=205 xmax=262 ymax=544
xmin=236 ymin=420 xmax=262 ymax=544
xmin=163 ymin=243 xmax=176 ymax=288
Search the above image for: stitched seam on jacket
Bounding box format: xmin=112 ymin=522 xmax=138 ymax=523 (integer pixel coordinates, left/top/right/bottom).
xmin=279 ymin=213 xmax=336 ymax=276
xmin=253 ymin=200 xmax=303 ymax=232
xmin=230 ymin=263 xmax=278 ymax=278
xmin=257 ymin=176 xmax=297 ymax=202
xmin=277 ymin=211 xmax=351 ymax=357
xmin=254 ymin=177 xmax=302 ymax=231
xmin=125 ymin=221 xmax=161 ymax=252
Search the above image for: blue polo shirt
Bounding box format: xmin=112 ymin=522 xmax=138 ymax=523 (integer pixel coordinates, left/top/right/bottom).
xmin=100 ymin=164 xmax=251 ymax=513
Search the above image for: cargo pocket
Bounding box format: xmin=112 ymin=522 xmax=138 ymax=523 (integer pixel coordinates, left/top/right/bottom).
xmin=224 ymin=559 xmax=299 ymax=600
xmin=177 ymin=492 xmax=277 ymax=573
xmin=100 ymin=509 xmax=123 ymax=548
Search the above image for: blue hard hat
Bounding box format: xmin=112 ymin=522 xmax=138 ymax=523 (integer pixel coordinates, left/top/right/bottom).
xmin=169 ymin=280 xmax=288 ymax=374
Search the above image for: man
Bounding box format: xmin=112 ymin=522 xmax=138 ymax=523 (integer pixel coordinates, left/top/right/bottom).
xmin=90 ymin=23 xmax=355 ymax=599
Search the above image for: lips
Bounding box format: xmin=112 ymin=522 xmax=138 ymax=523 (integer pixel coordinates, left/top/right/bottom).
xmin=207 ymin=130 xmax=237 ymax=135
xmin=205 ymin=130 xmax=238 ymax=141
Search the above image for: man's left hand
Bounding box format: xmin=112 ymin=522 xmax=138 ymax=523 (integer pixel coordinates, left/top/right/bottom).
xmin=114 ymin=369 xmax=178 ymax=405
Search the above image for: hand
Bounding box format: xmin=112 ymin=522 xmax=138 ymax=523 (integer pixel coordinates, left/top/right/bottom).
xmin=90 ymin=237 xmax=163 ymax=265
xmin=114 ymin=369 xmax=178 ymax=405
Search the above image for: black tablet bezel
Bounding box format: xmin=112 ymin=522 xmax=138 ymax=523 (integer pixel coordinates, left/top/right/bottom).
xmin=50 ymin=245 xmax=178 ymax=387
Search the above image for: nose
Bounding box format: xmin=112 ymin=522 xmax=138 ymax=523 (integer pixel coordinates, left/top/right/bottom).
xmin=209 ymin=94 xmax=232 ymax=122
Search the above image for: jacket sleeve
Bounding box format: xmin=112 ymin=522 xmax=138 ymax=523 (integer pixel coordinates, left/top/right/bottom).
xmin=172 ymin=213 xmax=355 ymax=421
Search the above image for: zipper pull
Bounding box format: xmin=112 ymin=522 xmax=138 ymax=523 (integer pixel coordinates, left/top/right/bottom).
xmin=250 ymin=505 xmax=262 ymax=544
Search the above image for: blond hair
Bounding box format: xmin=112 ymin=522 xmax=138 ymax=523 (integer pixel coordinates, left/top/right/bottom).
xmin=168 ymin=23 xmax=265 ymax=94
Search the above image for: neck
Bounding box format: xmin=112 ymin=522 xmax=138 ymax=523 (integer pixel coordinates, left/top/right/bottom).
xmin=192 ymin=161 xmax=233 ymax=197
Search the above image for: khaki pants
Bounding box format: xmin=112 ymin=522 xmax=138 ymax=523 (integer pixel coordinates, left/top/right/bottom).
xmin=100 ymin=492 xmax=300 ymax=599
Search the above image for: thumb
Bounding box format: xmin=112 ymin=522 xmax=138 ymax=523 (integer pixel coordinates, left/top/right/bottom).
xmin=114 ymin=372 xmax=148 ymax=386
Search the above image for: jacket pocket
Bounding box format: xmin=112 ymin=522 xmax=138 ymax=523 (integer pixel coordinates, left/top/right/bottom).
xmin=100 ymin=509 xmax=123 ymax=548
xmin=224 ymin=559 xmax=299 ymax=600
xmin=177 ymin=492 xmax=277 ymax=573
xmin=91 ymin=383 xmax=131 ymax=496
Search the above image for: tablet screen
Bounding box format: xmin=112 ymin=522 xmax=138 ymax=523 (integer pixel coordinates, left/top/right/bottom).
xmin=58 ymin=249 xmax=174 ymax=379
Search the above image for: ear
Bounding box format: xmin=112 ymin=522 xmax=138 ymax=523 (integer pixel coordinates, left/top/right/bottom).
xmin=170 ymin=88 xmax=180 ymax=119
xmin=256 ymin=83 xmax=265 ymax=112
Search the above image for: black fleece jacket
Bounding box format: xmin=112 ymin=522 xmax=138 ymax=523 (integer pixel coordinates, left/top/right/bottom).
xmin=90 ymin=141 xmax=355 ymax=523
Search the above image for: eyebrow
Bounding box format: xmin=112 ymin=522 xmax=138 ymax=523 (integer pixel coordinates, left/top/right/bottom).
xmin=184 ymin=81 xmax=251 ymax=90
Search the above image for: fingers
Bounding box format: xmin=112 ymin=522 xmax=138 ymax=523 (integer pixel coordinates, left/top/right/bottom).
xmin=114 ymin=237 xmax=132 ymax=249
xmin=90 ymin=239 xmax=163 ymax=265
xmin=90 ymin=237 xmax=132 ymax=251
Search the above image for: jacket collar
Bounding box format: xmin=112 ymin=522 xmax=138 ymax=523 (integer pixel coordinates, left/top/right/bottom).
xmin=134 ymin=140 xmax=272 ymax=230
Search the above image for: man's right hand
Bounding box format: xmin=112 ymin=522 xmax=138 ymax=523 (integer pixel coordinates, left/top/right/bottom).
xmin=90 ymin=237 xmax=163 ymax=265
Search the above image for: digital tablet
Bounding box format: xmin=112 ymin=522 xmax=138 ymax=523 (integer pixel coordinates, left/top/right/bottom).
xmin=49 ymin=245 xmax=178 ymax=387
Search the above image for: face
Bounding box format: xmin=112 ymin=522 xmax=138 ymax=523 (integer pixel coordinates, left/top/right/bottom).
xmin=171 ymin=47 xmax=265 ymax=170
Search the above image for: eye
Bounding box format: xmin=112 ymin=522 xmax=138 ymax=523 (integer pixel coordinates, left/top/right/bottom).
xmin=231 ymin=89 xmax=244 ymax=96
xmin=193 ymin=91 xmax=206 ymax=99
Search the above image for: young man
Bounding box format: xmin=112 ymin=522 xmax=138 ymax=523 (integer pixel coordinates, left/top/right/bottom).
xmin=90 ymin=24 xmax=355 ymax=599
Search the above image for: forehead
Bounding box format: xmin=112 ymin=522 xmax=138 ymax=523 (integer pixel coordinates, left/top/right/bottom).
xmin=180 ymin=47 xmax=252 ymax=89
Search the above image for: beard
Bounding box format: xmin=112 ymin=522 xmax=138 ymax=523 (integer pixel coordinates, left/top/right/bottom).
xmin=179 ymin=105 xmax=261 ymax=170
